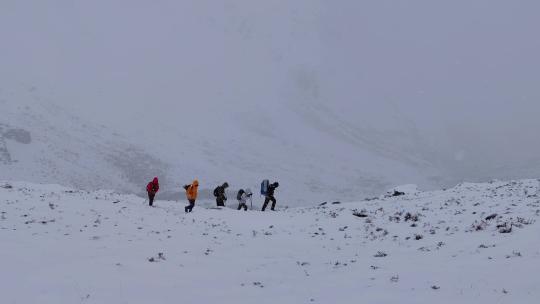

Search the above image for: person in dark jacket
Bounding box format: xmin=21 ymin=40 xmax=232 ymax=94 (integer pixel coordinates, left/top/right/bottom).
xmin=184 ymin=179 xmax=199 ymax=213
xmin=146 ymin=177 xmax=160 ymax=207
xmin=213 ymin=182 xmax=229 ymax=207
xmin=262 ymin=182 xmax=279 ymax=211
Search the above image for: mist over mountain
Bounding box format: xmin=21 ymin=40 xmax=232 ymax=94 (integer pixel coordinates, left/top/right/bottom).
xmin=1 ymin=1 xmax=539 ymax=205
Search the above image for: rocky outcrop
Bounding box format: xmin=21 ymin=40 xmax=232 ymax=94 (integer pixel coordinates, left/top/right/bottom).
xmin=0 ymin=123 xmax=32 ymax=164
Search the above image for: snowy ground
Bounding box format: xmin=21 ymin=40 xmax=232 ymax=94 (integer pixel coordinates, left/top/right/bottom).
xmin=1 ymin=180 xmax=539 ymax=304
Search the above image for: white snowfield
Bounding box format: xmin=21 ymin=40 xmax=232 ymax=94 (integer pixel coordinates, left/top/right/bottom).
xmin=1 ymin=179 xmax=539 ymax=304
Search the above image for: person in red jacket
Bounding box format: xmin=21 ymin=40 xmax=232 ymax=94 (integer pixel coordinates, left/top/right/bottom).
xmin=146 ymin=177 xmax=160 ymax=207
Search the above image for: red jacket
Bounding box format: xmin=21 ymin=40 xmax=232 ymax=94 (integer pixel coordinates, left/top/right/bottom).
xmin=147 ymin=177 xmax=159 ymax=193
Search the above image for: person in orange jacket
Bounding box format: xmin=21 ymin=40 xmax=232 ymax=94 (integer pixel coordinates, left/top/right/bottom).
xmin=184 ymin=179 xmax=199 ymax=213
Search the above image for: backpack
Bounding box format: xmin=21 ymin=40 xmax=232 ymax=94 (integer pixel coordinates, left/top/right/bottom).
xmin=260 ymin=179 xmax=269 ymax=196
xmin=237 ymin=189 xmax=245 ymax=200
xmin=213 ymin=187 xmax=219 ymax=197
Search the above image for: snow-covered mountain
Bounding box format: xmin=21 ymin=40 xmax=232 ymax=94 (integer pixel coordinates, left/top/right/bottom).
xmin=2 ymin=1 xmax=540 ymax=205
xmin=0 ymin=83 xmax=447 ymax=205
xmin=1 ymin=179 xmax=539 ymax=303
xmin=0 ymin=86 xmax=168 ymax=194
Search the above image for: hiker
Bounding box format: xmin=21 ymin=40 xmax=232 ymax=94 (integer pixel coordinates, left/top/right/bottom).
xmin=237 ymin=188 xmax=252 ymax=211
xmin=184 ymin=179 xmax=199 ymax=213
xmin=262 ymin=182 xmax=279 ymax=211
xmin=213 ymin=182 xmax=229 ymax=207
xmin=146 ymin=177 xmax=160 ymax=207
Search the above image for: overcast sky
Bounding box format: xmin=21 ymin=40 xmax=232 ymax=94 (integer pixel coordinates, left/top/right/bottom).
xmin=1 ymin=0 xmax=539 ymax=185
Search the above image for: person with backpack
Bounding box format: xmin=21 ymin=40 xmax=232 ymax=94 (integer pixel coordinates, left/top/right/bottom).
xmin=237 ymin=188 xmax=252 ymax=211
xmin=146 ymin=177 xmax=160 ymax=207
xmin=261 ymin=181 xmax=279 ymax=211
xmin=213 ymin=182 xmax=229 ymax=207
xmin=183 ymin=179 xmax=199 ymax=213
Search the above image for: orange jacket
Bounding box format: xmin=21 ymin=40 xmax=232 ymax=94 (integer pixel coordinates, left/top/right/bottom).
xmin=186 ymin=180 xmax=199 ymax=200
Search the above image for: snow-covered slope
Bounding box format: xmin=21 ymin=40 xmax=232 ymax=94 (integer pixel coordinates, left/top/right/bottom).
xmin=0 ymin=83 xmax=446 ymax=205
xmin=1 ymin=179 xmax=539 ymax=303
xmin=0 ymin=86 xmax=168 ymax=194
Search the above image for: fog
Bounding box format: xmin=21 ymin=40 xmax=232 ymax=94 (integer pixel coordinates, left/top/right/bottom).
xmin=1 ymin=1 xmax=539 ymax=201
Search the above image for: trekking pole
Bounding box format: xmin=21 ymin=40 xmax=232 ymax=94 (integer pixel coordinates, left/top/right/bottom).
xmin=250 ymin=196 xmax=253 ymax=210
